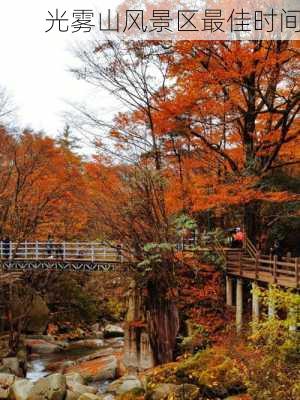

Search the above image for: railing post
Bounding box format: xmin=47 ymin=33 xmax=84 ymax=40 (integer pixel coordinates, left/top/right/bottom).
xmin=273 ymin=255 xmax=278 ymax=284
xmin=236 ymin=278 xmax=243 ymax=333
xmin=286 ymin=252 xmax=291 ymax=263
xmin=296 ymin=258 xmax=299 ymax=289
xmin=255 ymin=251 xmax=260 ymax=280
xmin=9 ymin=242 xmax=12 ymax=260
xmin=268 ymin=285 xmax=276 ymax=318
xmin=63 ymin=242 xmax=66 ymax=260
xmin=91 ymin=243 xmax=95 ymax=262
xmin=35 ymin=241 xmax=39 ymax=260
xmin=0 ymin=241 xmax=2 ymax=259
xmin=252 ymin=282 xmax=260 ymax=327
xmin=226 ymin=276 xmax=233 ymax=306
xmin=239 ymin=250 xmax=242 ymax=276
xmin=25 ymin=240 xmax=28 ymax=259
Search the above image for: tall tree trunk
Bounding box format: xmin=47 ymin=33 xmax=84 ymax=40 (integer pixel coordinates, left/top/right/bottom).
xmin=146 ymin=279 xmax=179 ymax=365
xmin=244 ymin=202 xmax=260 ymax=245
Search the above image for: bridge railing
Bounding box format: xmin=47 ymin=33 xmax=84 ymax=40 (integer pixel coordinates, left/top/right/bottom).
xmin=0 ymin=242 xmax=123 ymax=263
xmin=226 ymin=250 xmax=299 ymax=288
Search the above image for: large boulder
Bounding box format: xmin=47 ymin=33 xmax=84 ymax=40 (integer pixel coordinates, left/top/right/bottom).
xmin=68 ymin=340 xmax=104 ymax=350
xmin=91 ymin=324 xmax=100 ymax=332
xmin=0 ymin=372 xmax=16 ymax=399
xmin=10 ymin=379 xmax=34 ymax=400
xmin=147 ymin=384 xmax=179 ymax=400
xmin=107 ymin=375 xmax=142 ymax=396
xmin=26 ymin=295 xmax=49 ymax=335
xmin=78 ymin=395 xmax=102 ymax=400
xmin=65 ymin=391 xmax=79 ymax=400
xmin=0 ymin=373 xmax=15 ymax=387
xmin=103 ymin=325 xmax=124 ymax=338
xmin=98 ymin=395 xmax=115 ymax=400
xmin=25 ymin=339 xmax=63 ymax=354
xmin=28 ymin=373 xmax=66 ymax=400
xmin=0 ymin=387 xmax=10 ymax=399
xmin=105 ymin=338 xmax=124 ymax=349
xmin=66 ymin=356 xmax=117 ymax=382
xmin=65 ymin=373 xmax=84 ymax=386
xmin=176 ymin=384 xmax=199 ymax=400
xmin=0 ymin=358 xmax=24 ymax=377
xmin=67 ymin=382 xmax=97 ymax=396
xmin=147 ymin=383 xmax=199 ymax=400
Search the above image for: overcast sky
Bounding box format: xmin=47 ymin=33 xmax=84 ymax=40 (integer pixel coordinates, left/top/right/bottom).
xmin=0 ymin=0 xmax=122 ymax=142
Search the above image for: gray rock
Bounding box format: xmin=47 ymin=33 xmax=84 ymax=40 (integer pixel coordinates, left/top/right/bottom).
xmin=93 ymin=332 xmax=103 ymax=340
xmin=98 ymin=395 xmax=115 ymax=400
xmin=78 ymin=395 xmax=102 ymax=400
xmin=0 ymin=373 xmax=15 ymax=387
xmin=147 ymin=383 xmax=199 ymax=400
xmin=177 ymin=384 xmax=199 ymax=400
xmin=25 ymin=335 xmax=53 ymax=341
xmin=0 ymin=387 xmax=10 ymax=399
xmin=77 ymin=356 xmax=117 ymax=382
xmin=72 ymin=348 xmax=114 ymax=365
xmin=0 ymin=358 xmax=24 ymax=377
xmin=65 ymin=390 xmax=79 ymax=400
xmin=92 ymin=356 xmax=117 ymax=381
xmin=147 ymin=383 xmax=179 ymax=400
xmin=105 ymin=338 xmax=124 ymax=349
xmin=10 ymin=379 xmax=34 ymax=400
xmin=25 ymin=339 xmax=63 ymax=354
xmin=67 ymin=382 xmax=97 ymax=396
xmin=28 ymin=373 xmax=66 ymax=400
xmin=107 ymin=375 xmax=142 ymax=395
xmin=103 ymin=325 xmax=124 ymax=338
xmin=68 ymin=340 xmax=104 ymax=350
xmin=65 ymin=373 xmax=84 ymax=386
xmin=91 ymin=324 xmax=100 ymax=332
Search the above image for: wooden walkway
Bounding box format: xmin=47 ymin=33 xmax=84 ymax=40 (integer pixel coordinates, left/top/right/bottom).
xmin=226 ymin=249 xmax=299 ymax=289
xmin=0 ymin=241 xmax=122 ymax=263
xmin=0 ymin=240 xmax=299 ymax=289
xmin=0 ymin=241 xmax=124 ymax=272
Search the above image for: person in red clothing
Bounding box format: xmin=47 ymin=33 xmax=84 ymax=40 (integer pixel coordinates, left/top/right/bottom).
xmin=233 ymin=227 xmax=245 ymax=248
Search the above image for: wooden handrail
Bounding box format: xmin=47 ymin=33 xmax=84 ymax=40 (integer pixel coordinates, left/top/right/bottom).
xmin=226 ymin=250 xmax=299 ymax=289
xmin=244 ymin=236 xmax=258 ymax=259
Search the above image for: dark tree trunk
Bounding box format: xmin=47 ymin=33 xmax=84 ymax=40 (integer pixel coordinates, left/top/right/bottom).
xmin=146 ymin=280 xmax=179 ymax=365
xmin=244 ymin=202 xmax=260 ymax=245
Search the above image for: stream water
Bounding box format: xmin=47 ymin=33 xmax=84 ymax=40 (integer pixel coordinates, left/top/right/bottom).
xmin=26 ymin=345 xmax=114 ymax=393
xmin=26 ymin=347 xmax=95 ymax=381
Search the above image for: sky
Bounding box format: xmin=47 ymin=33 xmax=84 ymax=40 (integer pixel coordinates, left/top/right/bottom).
xmin=0 ymin=0 xmax=296 ymax=143
xmin=0 ymin=0 xmax=122 ymax=143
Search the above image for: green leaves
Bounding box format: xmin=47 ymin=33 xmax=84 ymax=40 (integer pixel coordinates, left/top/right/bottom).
xmin=173 ymin=214 xmax=197 ymax=234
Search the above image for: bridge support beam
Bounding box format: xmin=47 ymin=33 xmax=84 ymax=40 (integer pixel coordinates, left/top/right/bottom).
xmin=252 ymin=282 xmax=260 ymax=326
xmin=288 ymin=306 xmax=298 ymax=333
xmin=236 ymin=278 xmax=243 ymax=333
xmin=226 ymin=276 xmax=233 ymax=306
xmin=267 ymin=285 xmax=276 ymax=318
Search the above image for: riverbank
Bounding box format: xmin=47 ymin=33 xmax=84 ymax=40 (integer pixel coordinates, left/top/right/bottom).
xmin=0 ymin=323 xmax=128 ymax=399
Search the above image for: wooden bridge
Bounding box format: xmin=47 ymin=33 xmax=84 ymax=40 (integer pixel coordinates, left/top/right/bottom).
xmin=0 ymin=239 xmax=299 ymax=331
xmin=222 ymin=238 xmax=299 ymax=332
xmin=225 ymin=238 xmax=299 ymax=290
xmin=0 ymin=240 xmax=299 ymax=288
xmin=0 ymin=241 xmax=123 ymax=272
